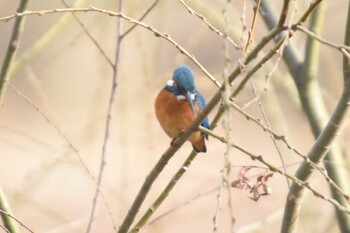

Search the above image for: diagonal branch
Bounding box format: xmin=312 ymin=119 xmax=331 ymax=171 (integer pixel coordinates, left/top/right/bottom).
xmin=0 ymin=209 xmax=33 ymax=233
xmin=61 ymin=0 xmax=114 ymax=67
xmin=118 ymin=27 xmax=284 ymax=233
xmin=178 ymin=0 xmax=240 ymax=50
xmin=295 ymin=25 xmax=350 ymax=59
xmin=0 ymin=3 xmax=325 ymax=232
xmin=123 ymin=10 xmax=324 ymax=230
xmin=7 ymin=81 xmax=118 ymax=231
xmin=121 ymin=0 xmax=160 ymax=38
xmin=0 ymin=6 xmax=221 ymax=88
xmin=199 ymin=126 xmax=350 ymax=212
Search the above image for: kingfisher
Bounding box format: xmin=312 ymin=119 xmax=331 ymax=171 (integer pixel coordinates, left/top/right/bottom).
xmin=155 ymin=65 xmax=209 ymax=153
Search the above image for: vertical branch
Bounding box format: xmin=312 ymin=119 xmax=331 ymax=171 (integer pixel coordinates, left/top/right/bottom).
xmin=213 ymin=5 xmax=235 ymax=232
xmin=0 ymin=0 xmax=29 ymax=106
xmin=223 ymin=7 xmax=235 ymax=230
xmin=282 ymin=1 xmax=350 ymax=231
xmin=0 ymin=0 xmax=29 ymax=232
xmin=86 ymin=0 xmax=123 ymax=232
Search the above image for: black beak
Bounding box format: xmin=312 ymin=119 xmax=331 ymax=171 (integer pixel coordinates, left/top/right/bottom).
xmin=186 ymin=91 xmax=195 ymax=114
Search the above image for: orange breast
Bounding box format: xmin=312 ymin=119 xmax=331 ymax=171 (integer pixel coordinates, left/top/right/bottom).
xmin=155 ymin=89 xmax=206 ymax=152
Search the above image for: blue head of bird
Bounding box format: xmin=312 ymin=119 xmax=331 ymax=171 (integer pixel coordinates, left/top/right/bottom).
xmin=172 ymin=65 xmax=196 ymax=113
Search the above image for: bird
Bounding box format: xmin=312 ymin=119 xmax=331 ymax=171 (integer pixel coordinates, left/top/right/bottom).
xmin=155 ymin=65 xmax=209 ymax=153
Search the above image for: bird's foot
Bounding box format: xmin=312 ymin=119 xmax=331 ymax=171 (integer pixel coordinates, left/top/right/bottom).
xmin=170 ymin=130 xmax=185 ymax=148
xmin=170 ymin=138 xmax=178 ymax=148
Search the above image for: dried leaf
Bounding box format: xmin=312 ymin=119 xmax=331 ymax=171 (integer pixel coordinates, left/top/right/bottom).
xmin=231 ymin=168 xmax=274 ymax=201
xmin=249 ymin=185 xmax=260 ymax=201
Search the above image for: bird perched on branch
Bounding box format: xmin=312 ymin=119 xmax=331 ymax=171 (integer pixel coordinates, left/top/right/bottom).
xmin=155 ymin=65 xmax=209 ymax=152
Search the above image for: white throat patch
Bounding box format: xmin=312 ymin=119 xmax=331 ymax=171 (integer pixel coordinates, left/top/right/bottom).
xmin=166 ymin=79 xmax=195 ymax=101
xmin=166 ymin=79 xmax=174 ymax=87
xmin=176 ymin=93 xmax=196 ymax=101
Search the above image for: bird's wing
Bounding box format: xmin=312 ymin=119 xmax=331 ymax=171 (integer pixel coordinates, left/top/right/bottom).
xmin=195 ymin=91 xmax=210 ymax=139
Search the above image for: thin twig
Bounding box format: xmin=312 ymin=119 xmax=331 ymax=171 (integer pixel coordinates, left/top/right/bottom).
xmin=0 ymin=6 xmax=221 ymax=88
xmin=147 ymin=160 xmax=305 ymax=226
xmin=249 ymin=80 xmax=290 ymax=187
xmin=148 ymin=187 xmax=219 ymax=225
xmin=0 ymin=225 xmax=10 ymax=233
xmin=233 ymin=100 xmax=350 ymax=201
xmin=244 ymin=0 xmax=261 ymax=54
xmin=178 ymin=0 xmax=241 ymax=50
xmin=245 ymin=0 xmax=298 ymax=185
xmin=86 ymin=1 xmax=123 ymax=232
xmin=198 ymin=126 xmax=350 ymax=215
xmin=295 ymin=25 xmax=350 ymax=60
xmin=213 ymin=172 xmax=224 ymax=233
xmin=200 ymin=120 xmax=350 ymax=205
xmin=7 ymin=81 xmax=90 ymax=181
xmin=7 ymin=81 xmax=118 ymax=231
xmin=61 ymin=0 xmax=114 ymax=67
xmin=0 ymin=209 xmax=34 ymax=233
xmin=121 ymin=0 xmax=160 ymax=38
xmin=10 ymin=0 xmax=90 ymax=76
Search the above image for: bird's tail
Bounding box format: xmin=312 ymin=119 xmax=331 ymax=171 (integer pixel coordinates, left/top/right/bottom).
xmin=191 ymin=134 xmax=207 ymax=153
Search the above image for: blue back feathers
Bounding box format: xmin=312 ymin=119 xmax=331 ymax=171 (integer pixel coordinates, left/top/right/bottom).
xmin=165 ymin=65 xmax=210 ymax=137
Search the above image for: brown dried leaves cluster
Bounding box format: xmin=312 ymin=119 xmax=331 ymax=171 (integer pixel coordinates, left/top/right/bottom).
xmin=231 ymin=166 xmax=273 ymax=201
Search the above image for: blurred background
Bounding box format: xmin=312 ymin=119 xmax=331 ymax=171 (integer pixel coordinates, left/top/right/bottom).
xmin=0 ymin=0 xmax=349 ymax=232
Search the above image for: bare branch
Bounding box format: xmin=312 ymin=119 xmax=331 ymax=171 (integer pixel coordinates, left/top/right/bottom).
xmin=244 ymin=0 xmax=261 ymax=54
xmin=296 ymin=25 xmax=350 ymax=60
xmin=7 ymin=81 xmax=117 ymax=231
xmin=249 ymin=80 xmax=290 ymax=187
xmin=198 ymin=126 xmax=350 ymax=216
xmin=0 ymin=6 xmax=221 ymax=88
xmin=86 ymin=1 xmax=124 ymax=232
xmin=61 ymin=0 xmax=114 ymax=67
xmin=121 ymin=0 xmax=160 ymax=38
xmin=0 ymin=209 xmax=34 ymax=233
xmin=178 ymin=0 xmax=240 ymax=50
